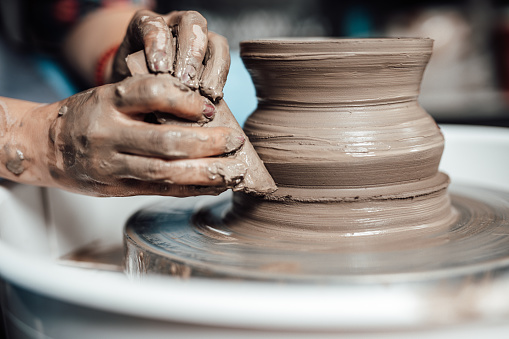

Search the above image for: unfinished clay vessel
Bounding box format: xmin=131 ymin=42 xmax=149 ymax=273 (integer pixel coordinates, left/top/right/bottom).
xmin=125 ymin=38 xmax=509 ymax=282
xmin=226 ymin=38 xmax=457 ymax=240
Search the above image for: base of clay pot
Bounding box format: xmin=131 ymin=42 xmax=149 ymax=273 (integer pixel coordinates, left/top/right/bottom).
xmin=124 ymin=183 xmax=509 ymax=282
xmin=223 ymin=172 xmax=456 ymax=243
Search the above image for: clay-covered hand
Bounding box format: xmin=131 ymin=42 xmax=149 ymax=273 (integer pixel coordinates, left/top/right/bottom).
xmin=111 ymin=9 xmax=230 ymax=101
xmin=46 ymin=73 xmax=246 ymax=197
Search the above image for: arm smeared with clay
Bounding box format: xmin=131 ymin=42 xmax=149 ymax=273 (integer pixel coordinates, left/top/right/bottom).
xmin=0 ymin=7 xmax=274 ymax=197
xmin=0 ymin=74 xmax=248 ymax=196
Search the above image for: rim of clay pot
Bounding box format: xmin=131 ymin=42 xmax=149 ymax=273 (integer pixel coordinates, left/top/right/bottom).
xmin=240 ymin=37 xmax=433 ymax=57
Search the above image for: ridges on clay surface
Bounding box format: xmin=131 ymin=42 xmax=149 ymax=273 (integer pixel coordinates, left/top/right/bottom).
xmin=240 ymin=38 xmax=446 ymax=196
xmin=231 ymin=38 xmax=457 ymax=238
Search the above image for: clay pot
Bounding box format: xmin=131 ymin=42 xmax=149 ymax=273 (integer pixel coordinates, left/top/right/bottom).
xmin=226 ymin=38 xmax=457 ymax=240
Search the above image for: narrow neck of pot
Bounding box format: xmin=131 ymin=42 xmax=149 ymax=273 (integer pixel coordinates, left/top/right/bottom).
xmin=241 ymin=39 xmax=433 ymax=106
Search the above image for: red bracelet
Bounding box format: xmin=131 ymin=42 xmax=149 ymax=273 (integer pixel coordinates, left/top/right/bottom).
xmin=95 ymin=44 xmax=120 ymax=86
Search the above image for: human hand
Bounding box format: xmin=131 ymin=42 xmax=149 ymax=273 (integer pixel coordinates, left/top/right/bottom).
xmin=111 ymin=9 xmax=230 ymax=102
xmin=45 ymin=73 xmax=245 ymax=197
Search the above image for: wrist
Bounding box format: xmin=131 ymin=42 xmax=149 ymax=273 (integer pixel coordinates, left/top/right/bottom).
xmin=0 ymin=98 xmax=59 ymax=187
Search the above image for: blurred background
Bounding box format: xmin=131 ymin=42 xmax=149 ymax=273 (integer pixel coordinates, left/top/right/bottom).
xmin=1 ymin=0 xmax=509 ymax=126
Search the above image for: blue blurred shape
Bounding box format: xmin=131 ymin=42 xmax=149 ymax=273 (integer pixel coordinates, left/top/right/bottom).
xmin=223 ymin=51 xmax=257 ymax=127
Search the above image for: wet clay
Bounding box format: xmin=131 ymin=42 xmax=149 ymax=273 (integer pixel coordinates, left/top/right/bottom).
xmin=44 ymin=74 xmax=252 ymax=197
xmin=123 ymin=41 xmax=509 ymax=283
xmin=169 ymin=13 xmax=208 ymax=89
xmin=224 ymin=38 xmax=457 ymax=238
xmin=113 ymin=10 xmax=229 ymax=102
xmin=0 ymin=100 xmax=25 ymax=176
xmin=126 ymin=50 xmax=276 ymax=194
xmin=124 ymin=184 xmax=509 ymax=281
xmin=4 ymin=146 xmax=25 ymax=175
xmin=199 ymin=32 xmax=231 ymax=100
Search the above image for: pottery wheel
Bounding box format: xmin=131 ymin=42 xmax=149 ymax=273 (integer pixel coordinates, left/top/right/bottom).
xmin=124 ymin=183 xmax=509 ymax=283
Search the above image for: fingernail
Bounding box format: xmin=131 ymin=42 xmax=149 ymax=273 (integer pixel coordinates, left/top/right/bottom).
xmin=150 ymin=51 xmax=170 ymax=72
xmin=225 ymin=131 xmax=245 ymax=153
xmin=203 ymin=101 xmax=215 ymax=119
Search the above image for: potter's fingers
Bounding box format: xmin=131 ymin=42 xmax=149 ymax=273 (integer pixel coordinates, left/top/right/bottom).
xmin=128 ymin=10 xmax=174 ymax=73
xmin=165 ymin=11 xmax=208 ymax=89
xmin=115 ymin=123 xmax=244 ymax=159
xmin=111 ymin=155 xmax=247 ymax=186
xmin=200 ymin=32 xmax=230 ymax=101
xmin=114 ymin=74 xmax=216 ymax=122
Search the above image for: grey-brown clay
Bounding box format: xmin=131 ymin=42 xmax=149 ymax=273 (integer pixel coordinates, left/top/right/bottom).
xmin=225 ymin=38 xmax=458 ymax=241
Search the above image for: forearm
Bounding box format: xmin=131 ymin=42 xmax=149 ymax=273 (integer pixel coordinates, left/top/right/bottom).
xmin=0 ymin=97 xmax=57 ymax=186
xmin=62 ymin=5 xmax=144 ymax=86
